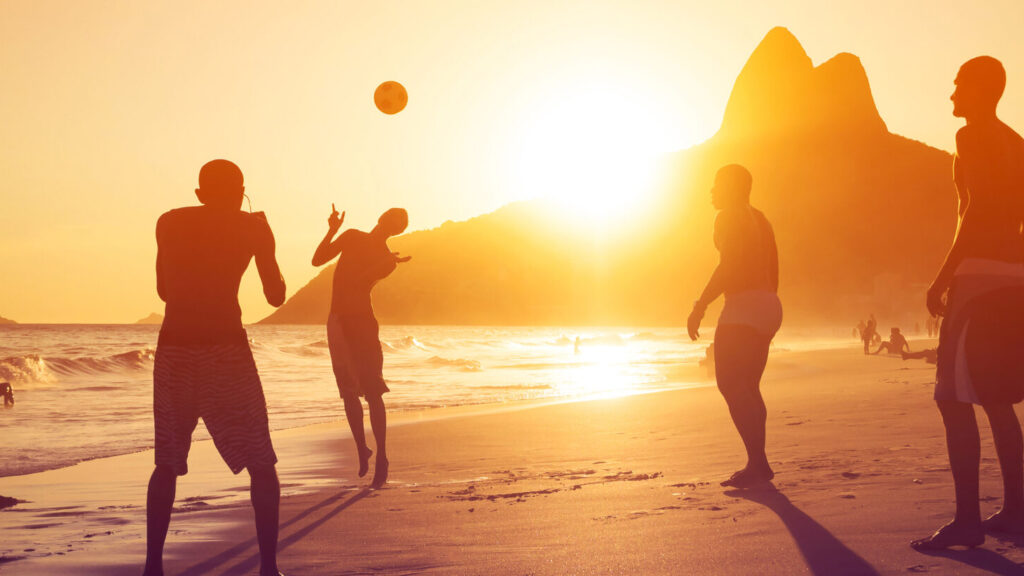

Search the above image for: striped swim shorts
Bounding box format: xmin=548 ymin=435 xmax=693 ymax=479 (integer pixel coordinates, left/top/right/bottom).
xmin=153 ymin=343 xmax=277 ymax=476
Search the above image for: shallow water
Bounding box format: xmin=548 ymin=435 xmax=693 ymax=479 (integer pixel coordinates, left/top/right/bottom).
xmin=0 ymin=324 xmax=712 ymax=477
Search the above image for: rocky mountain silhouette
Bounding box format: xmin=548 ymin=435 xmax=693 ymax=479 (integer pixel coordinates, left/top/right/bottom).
xmin=262 ymin=27 xmax=956 ymax=327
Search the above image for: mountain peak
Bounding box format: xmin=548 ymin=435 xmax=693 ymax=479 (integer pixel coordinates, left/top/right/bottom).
xmin=748 ymin=27 xmax=812 ymax=73
xmin=719 ymin=29 xmax=886 ymax=140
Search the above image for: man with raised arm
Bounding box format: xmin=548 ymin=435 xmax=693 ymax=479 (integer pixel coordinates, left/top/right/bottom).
xmin=144 ymin=159 xmax=287 ymax=576
xmin=313 ymin=205 xmax=410 ymax=490
xmin=688 ymin=164 xmax=783 ymax=488
xmin=912 ymin=57 xmax=1024 ymax=551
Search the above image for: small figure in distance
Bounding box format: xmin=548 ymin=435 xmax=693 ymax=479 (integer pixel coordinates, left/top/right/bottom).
xmin=912 ymin=57 xmax=1024 ymax=552
xmin=903 ymin=349 xmax=938 ymax=365
xmin=872 ymin=327 xmax=910 ymax=355
xmin=1 ymin=382 xmax=13 ymax=408
xmin=861 ymin=315 xmax=879 ymax=354
xmin=145 ymin=160 xmax=287 ymax=576
xmin=313 ymin=204 xmax=410 ymax=489
xmin=688 ymin=164 xmax=783 ymax=489
xmin=855 ymin=319 xmax=866 ymax=340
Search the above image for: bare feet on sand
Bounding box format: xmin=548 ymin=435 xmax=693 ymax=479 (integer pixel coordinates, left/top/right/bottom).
xmin=911 ymin=520 xmax=985 ymax=550
xmin=982 ymin=508 xmax=1024 ymax=534
xmin=371 ymin=456 xmax=389 ymax=489
xmin=720 ymin=465 xmax=774 ymax=488
xmin=358 ymin=446 xmax=373 ymax=478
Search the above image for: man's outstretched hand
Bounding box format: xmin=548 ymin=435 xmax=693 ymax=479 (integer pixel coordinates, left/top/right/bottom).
xmin=328 ymin=203 xmax=345 ymax=232
xmin=392 ymin=251 xmax=412 ymax=264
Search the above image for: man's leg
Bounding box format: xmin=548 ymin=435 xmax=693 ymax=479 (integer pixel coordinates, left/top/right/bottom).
xmin=715 ymin=326 xmax=772 ymax=485
xmin=912 ymin=400 xmax=984 ymax=549
xmin=249 ymin=465 xmax=281 ymax=576
xmin=981 ymin=403 xmax=1024 ymax=532
xmin=342 ymin=393 xmax=372 ymax=477
xmin=143 ymin=466 xmax=177 ymax=576
xmin=367 ymin=393 xmax=388 ymax=488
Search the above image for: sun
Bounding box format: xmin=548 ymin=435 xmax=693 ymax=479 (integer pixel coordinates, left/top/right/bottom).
xmin=511 ymin=80 xmax=679 ymax=223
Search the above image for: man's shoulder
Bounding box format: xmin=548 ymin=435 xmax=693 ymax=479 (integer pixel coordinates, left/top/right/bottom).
xmin=157 ymin=206 xmax=201 ymax=234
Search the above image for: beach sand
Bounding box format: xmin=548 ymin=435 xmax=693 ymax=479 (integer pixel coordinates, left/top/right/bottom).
xmin=4 ymin=341 xmax=1024 ymax=575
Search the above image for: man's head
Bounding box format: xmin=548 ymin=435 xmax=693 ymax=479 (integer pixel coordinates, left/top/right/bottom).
xmin=377 ymin=208 xmax=409 ymax=237
xmin=952 ymin=56 xmax=1005 ymax=119
xmin=195 ymin=159 xmax=245 ymax=209
xmin=891 ymin=327 xmax=900 ymax=336
xmin=711 ymin=164 xmax=752 ymax=210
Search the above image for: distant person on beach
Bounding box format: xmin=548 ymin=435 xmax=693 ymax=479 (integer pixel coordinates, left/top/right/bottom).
xmin=313 ymin=205 xmax=410 ymax=489
xmin=903 ymin=349 xmax=938 ymax=364
xmin=145 ymin=160 xmax=287 ymax=576
xmin=1 ymin=382 xmax=13 ymax=407
xmin=688 ymin=164 xmax=782 ymax=488
xmin=912 ymin=57 xmax=1024 ymax=551
xmin=855 ymin=320 xmax=866 ymax=340
xmin=872 ymin=327 xmax=910 ymax=355
xmin=861 ymin=315 xmax=879 ymax=354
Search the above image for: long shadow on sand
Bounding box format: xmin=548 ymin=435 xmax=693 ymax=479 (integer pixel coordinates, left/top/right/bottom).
xmin=179 ymin=487 xmax=372 ymax=576
xmin=726 ymin=487 xmax=881 ymax=576
xmin=917 ymin=543 xmax=1024 ymax=575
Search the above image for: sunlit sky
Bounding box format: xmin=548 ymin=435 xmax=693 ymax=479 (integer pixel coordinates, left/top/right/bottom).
xmin=2 ymin=0 xmax=1022 ymax=323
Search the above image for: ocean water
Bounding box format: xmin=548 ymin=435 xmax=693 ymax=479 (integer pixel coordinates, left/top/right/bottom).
xmin=0 ymin=324 xmax=711 ymax=477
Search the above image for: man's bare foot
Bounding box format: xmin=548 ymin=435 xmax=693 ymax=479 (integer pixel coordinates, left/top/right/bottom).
xmin=982 ymin=508 xmax=1024 ymax=534
xmin=358 ymin=446 xmax=373 ymax=478
xmin=721 ymin=465 xmax=774 ymax=488
xmin=371 ymin=456 xmax=389 ymax=489
xmin=911 ymin=520 xmax=984 ymax=550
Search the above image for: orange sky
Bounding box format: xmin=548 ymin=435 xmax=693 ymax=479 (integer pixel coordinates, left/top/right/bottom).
xmin=1 ymin=0 xmax=1022 ymax=323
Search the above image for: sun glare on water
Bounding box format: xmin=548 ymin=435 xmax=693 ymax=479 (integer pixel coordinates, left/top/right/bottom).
xmin=512 ymin=80 xmax=679 ymax=223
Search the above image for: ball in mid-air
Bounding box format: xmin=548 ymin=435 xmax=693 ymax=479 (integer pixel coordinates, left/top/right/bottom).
xmin=374 ymin=81 xmax=408 ymax=115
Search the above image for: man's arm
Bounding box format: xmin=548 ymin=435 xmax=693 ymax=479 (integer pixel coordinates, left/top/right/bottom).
xmin=689 ymin=213 xmax=738 ymax=340
xmin=253 ymin=217 xmax=287 ymax=307
xmin=312 ymin=204 xmax=346 ymax=266
xmin=155 ymin=214 xmax=168 ymax=303
xmin=928 ymin=130 xmax=974 ymax=316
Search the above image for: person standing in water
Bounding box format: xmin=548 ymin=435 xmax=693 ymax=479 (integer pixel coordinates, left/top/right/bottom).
xmin=313 ymin=205 xmax=410 ymax=489
xmin=912 ymin=57 xmax=1024 ymax=551
xmin=146 ymin=160 xmax=287 ymax=576
xmin=688 ymin=164 xmax=783 ymax=488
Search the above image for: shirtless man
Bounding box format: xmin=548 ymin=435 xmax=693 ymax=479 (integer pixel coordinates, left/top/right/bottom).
xmin=912 ymin=57 xmax=1024 ymax=551
xmin=313 ymin=205 xmax=410 ymax=489
xmin=688 ymin=164 xmax=783 ymax=488
xmin=145 ymin=160 xmax=287 ymax=576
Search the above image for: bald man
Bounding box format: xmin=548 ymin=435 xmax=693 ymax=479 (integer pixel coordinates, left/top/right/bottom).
xmin=913 ymin=57 xmax=1024 ymax=551
xmin=145 ymin=160 xmax=287 ymax=576
xmin=688 ymin=164 xmax=783 ymax=488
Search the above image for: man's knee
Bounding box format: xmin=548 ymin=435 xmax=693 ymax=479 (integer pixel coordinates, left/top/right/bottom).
xmin=248 ymin=464 xmax=279 ymax=484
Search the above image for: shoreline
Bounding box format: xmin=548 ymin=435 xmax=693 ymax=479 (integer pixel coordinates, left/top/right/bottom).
xmin=8 ymin=339 xmax=997 ymax=576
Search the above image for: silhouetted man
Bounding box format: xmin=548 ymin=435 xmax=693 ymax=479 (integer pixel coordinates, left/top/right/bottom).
xmin=688 ymin=164 xmax=783 ymax=488
xmin=144 ymin=160 xmax=287 ymax=576
xmin=313 ymin=205 xmax=410 ymax=489
xmin=1 ymin=382 xmax=13 ymax=407
xmin=872 ymin=327 xmax=910 ymax=355
xmin=912 ymin=57 xmax=1024 ymax=551
xmin=861 ymin=314 xmax=878 ymax=354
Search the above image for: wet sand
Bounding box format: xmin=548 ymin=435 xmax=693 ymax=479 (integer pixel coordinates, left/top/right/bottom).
xmin=5 ymin=341 xmax=1024 ymax=575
